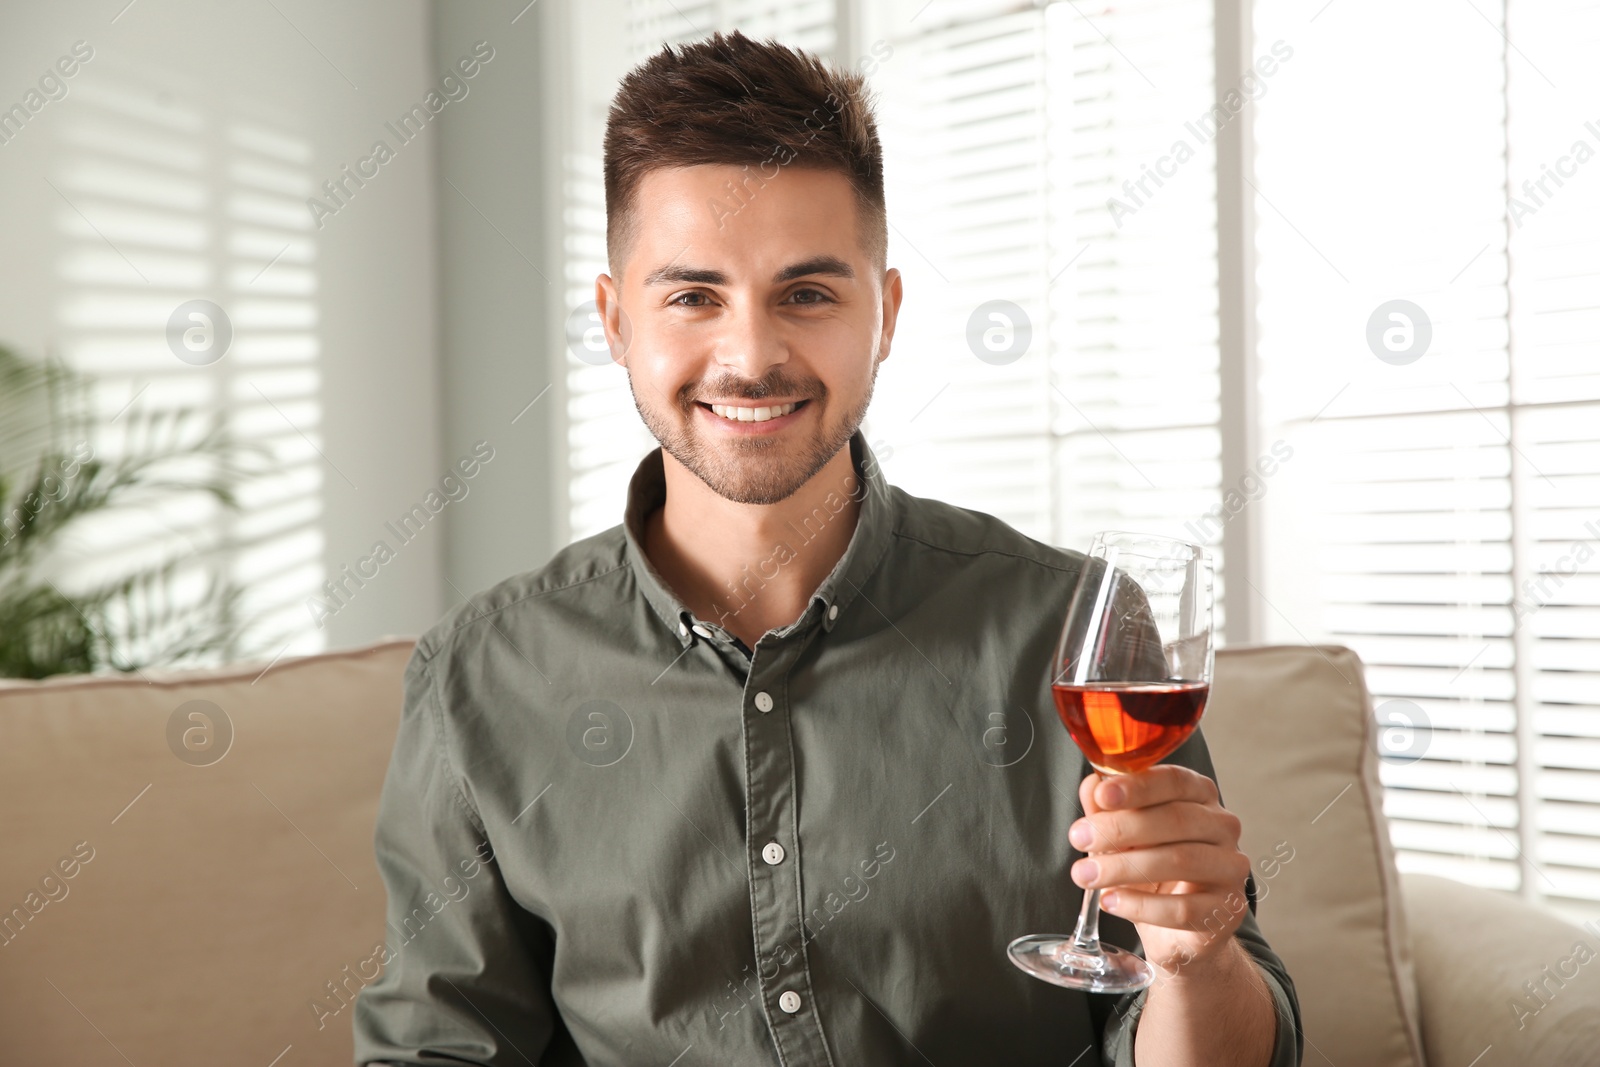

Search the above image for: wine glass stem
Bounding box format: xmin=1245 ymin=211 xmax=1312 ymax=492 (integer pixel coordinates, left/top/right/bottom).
xmin=1070 ymin=886 xmax=1104 ymax=953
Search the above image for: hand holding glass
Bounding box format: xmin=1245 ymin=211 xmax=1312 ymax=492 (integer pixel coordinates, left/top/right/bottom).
xmin=1007 ymin=531 xmax=1215 ymax=993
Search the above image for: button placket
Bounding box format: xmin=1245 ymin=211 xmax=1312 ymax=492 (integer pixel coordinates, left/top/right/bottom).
xmin=740 ymin=640 xmax=835 ymax=1067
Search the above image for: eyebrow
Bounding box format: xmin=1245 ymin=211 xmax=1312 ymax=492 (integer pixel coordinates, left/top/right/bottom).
xmin=641 ymin=255 xmax=856 ymax=287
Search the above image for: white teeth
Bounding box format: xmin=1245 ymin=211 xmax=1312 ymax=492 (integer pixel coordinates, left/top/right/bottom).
xmin=709 ymin=401 xmax=798 ymax=423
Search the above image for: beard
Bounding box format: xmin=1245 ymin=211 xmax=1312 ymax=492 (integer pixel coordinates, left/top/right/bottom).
xmin=629 ymin=361 xmax=878 ymax=506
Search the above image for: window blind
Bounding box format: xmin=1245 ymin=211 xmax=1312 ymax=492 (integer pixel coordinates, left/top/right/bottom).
xmin=1506 ymin=0 xmax=1600 ymax=907
xmin=868 ymin=0 xmax=1226 ymax=626
xmin=1253 ymin=0 xmax=1600 ymax=911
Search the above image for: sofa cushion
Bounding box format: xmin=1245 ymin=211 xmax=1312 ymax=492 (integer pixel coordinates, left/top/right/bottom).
xmin=1207 ymin=644 xmax=1425 ymax=1067
xmin=1403 ymin=871 xmax=1600 ymax=1067
xmin=0 ymin=638 xmax=413 ymax=1067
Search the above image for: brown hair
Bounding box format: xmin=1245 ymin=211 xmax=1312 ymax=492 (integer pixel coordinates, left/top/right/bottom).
xmin=603 ymin=30 xmax=886 ymax=279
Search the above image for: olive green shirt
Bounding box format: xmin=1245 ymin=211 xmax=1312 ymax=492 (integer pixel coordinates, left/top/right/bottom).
xmin=352 ymin=431 xmax=1303 ymax=1066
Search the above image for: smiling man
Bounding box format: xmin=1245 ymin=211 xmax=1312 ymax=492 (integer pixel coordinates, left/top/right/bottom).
xmin=613 ymin=161 xmax=889 ymax=652
xmin=353 ymin=30 xmax=1302 ymax=1067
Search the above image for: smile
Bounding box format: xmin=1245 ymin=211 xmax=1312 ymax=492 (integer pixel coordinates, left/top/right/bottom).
xmin=701 ymin=400 xmax=807 ymax=424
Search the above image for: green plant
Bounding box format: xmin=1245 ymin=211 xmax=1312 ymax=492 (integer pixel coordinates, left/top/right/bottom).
xmin=0 ymin=345 xmax=261 ymax=678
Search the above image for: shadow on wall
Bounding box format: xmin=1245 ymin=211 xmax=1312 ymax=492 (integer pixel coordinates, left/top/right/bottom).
xmin=45 ymin=54 xmax=328 ymax=665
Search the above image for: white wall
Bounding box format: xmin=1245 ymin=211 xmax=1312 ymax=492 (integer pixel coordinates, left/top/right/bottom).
xmin=431 ymin=0 xmax=562 ymax=603
xmin=0 ymin=0 xmax=443 ymax=657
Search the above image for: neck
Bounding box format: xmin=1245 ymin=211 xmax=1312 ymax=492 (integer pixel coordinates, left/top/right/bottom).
xmin=643 ymin=443 xmax=863 ymax=648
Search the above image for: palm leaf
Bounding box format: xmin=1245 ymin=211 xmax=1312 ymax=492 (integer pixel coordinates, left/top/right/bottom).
xmin=0 ymin=344 xmax=267 ymax=678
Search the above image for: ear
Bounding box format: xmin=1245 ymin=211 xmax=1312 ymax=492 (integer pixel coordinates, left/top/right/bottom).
xmin=594 ymin=274 xmax=632 ymax=367
xmin=876 ymin=267 xmax=904 ymax=364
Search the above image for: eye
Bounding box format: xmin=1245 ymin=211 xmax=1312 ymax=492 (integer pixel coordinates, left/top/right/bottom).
xmin=669 ymin=291 xmax=714 ymax=308
xmin=787 ymin=287 xmax=834 ymax=305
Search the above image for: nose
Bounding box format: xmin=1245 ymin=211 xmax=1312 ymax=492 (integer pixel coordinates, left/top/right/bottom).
xmin=713 ymin=294 xmax=789 ymax=384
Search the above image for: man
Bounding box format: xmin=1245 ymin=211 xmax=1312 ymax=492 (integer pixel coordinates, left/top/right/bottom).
xmin=353 ymin=30 xmax=1302 ymax=1067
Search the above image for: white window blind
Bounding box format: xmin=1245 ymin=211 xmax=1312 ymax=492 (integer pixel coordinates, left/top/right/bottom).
xmin=867 ymin=0 xmax=1056 ymax=537
xmin=1254 ymin=0 xmax=1600 ymax=911
xmin=867 ymin=0 xmax=1226 ymax=627
xmin=1508 ymin=0 xmax=1600 ymax=909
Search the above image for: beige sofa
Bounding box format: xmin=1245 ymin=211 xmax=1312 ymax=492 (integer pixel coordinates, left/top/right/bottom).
xmin=1 ymin=639 xmax=1596 ymax=1065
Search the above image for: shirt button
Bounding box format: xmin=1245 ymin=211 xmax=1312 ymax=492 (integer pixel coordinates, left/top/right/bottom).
xmin=762 ymin=840 xmax=785 ymax=865
xmin=778 ymin=990 xmax=803 ymax=1014
xmin=691 ymin=624 xmax=712 ymax=639
xmin=827 ymin=603 xmax=839 ymax=621
xmin=754 ymin=691 xmax=774 ymax=713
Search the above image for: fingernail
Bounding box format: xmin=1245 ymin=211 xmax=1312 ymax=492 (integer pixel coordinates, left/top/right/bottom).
xmin=1101 ymin=781 xmax=1125 ymax=807
xmin=1073 ymin=859 xmax=1098 ymax=887
xmin=1101 ymin=891 xmax=1120 ymax=912
xmin=1069 ymin=820 xmax=1094 ymax=850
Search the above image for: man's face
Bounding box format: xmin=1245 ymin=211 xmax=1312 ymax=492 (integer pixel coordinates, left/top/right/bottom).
xmin=597 ymin=164 xmax=900 ymax=506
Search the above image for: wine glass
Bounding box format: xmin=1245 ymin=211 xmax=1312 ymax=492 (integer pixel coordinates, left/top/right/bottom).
xmin=1007 ymin=530 xmax=1215 ymax=993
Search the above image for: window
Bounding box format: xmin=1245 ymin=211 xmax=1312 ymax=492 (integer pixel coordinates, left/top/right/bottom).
xmin=866 ymin=0 xmax=1226 ymax=631
xmin=1254 ymin=0 xmax=1600 ymax=913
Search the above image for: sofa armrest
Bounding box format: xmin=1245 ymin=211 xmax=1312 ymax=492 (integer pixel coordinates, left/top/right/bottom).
xmin=1401 ymin=872 xmax=1600 ymax=1066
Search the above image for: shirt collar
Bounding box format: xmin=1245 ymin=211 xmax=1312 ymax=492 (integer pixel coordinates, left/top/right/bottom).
xmin=622 ymin=429 xmax=896 ymax=648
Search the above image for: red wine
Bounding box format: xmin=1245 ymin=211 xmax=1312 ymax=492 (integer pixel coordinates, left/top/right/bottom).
xmin=1052 ymin=681 xmax=1209 ymax=774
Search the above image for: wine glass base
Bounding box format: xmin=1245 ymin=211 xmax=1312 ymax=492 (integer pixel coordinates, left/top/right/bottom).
xmin=1006 ymin=934 xmax=1154 ymax=994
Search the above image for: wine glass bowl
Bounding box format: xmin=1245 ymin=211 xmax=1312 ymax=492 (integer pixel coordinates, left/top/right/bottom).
xmin=1007 ymin=531 xmax=1214 ymax=993
xmin=1052 ymin=680 xmax=1209 ymax=774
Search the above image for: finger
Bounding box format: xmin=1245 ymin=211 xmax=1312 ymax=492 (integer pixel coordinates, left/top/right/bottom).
xmin=1072 ymin=842 xmax=1250 ymax=893
xmin=1094 ymin=764 xmax=1218 ymax=812
xmin=1098 ymin=885 xmax=1253 ymax=935
xmin=1071 ymin=799 xmax=1240 ymax=854
xmin=1078 ymin=771 xmax=1105 ymax=818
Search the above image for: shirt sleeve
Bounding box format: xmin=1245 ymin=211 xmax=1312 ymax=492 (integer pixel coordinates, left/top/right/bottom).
xmin=351 ymin=646 xmax=563 ymax=1066
xmin=1091 ymin=728 xmax=1305 ymax=1067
